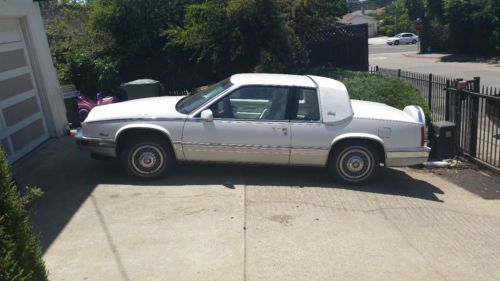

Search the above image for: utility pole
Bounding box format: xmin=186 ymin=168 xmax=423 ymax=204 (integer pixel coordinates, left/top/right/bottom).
xmin=394 ymin=1 xmax=399 ymax=34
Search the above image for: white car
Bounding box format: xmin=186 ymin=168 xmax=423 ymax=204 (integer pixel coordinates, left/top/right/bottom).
xmin=387 ymin=33 xmax=419 ymax=45
xmin=76 ymin=73 xmax=430 ymax=184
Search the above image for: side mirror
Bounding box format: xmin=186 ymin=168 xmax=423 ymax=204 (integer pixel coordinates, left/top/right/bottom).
xmin=201 ymin=109 xmax=213 ymax=122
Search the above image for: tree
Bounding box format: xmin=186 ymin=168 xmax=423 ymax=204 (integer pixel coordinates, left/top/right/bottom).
xmin=167 ymin=0 xmax=346 ymax=86
xmin=377 ymin=0 xmax=415 ymax=36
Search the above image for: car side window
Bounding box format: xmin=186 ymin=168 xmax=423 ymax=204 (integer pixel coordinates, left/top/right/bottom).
xmin=292 ymin=88 xmax=320 ymax=121
xmin=209 ymin=86 xmax=290 ymax=120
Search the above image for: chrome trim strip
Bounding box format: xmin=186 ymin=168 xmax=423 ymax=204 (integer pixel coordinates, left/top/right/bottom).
xmin=182 ymin=142 xmax=288 ymax=149
xmin=291 ymin=145 xmax=329 ymax=150
xmin=186 ymin=118 xmax=290 ymax=124
xmin=85 ymin=117 xmax=186 ymax=124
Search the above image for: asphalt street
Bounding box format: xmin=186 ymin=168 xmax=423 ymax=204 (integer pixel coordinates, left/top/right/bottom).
xmin=369 ymin=43 xmax=419 ymax=54
xmin=368 ymin=39 xmax=500 ymax=88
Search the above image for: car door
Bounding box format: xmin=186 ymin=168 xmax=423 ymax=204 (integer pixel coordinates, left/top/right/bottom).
xmin=182 ymin=86 xmax=292 ymax=164
xmin=403 ymin=34 xmax=411 ymax=43
xmin=289 ymin=87 xmax=333 ymax=166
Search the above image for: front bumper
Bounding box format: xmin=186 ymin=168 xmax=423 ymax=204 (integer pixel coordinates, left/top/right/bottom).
xmin=385 ymin=146 xmax=431 ymax=167
xmin=75 ymin=129 xmax=116 ymax=157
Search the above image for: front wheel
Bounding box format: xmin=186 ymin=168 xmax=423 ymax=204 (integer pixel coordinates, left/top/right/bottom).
xmin=394 ymin=40 xmax=400 ymax=45
xmin=120 ymin=136 xmax=174 ymax=179
xmin=328 ymin=142 xmax=380 ymax=184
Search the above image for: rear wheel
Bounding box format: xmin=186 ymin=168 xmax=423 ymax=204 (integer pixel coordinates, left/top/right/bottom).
xmin=328 ymin=142 xmax=380 ymax=184
xmin=120 ymin=135 xmax=174 ymax=179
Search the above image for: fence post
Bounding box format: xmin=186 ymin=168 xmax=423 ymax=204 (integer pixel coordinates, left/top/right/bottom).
xmin=445 ymin=80 xmax=451 ymax=121
xmin=375 ymin=65 xmax=379 ymax=72
xmin=427 ymin=73 xmax=433 ymax=110
xmin=469 ymin=77 xmax=481 ymax=157
xmin=454 ymin=79 xmax=464 ymax=155
xmin=397 ymin=69 xmax=401 ymax=77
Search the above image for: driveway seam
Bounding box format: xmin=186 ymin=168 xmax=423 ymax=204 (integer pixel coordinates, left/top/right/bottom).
xmin=243 ymin=173 xmax=248 ymax=281
xmin=91 ymin=195 xmax=131 ymax=281
xmin=373 ymin=195 xmax=449 ymax=281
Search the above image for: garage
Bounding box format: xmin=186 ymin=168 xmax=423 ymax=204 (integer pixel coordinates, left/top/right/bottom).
xmin=0 ymin=1 xmax=68 ymax=162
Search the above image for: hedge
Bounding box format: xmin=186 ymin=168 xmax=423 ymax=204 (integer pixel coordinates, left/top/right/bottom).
xmin=0 ymin=147 xmax=47 ymax=281
xmin=298 ymin=67 xmax=432 ymax=121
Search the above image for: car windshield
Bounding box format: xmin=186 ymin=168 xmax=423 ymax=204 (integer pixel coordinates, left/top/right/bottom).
xmin=395 ymin=34 xmax=402 ymax=38
xmin=176 ymin=78 xmax=233 ymax=114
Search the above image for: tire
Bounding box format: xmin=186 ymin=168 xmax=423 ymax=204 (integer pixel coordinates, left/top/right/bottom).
xmin=328 ymin=142 xmax=380 ymax=184
xmin=394 ymin=40 xmax=400 ymax=45
xmin=412 ymin=39 xmax=417 ymax=44
xmin=120 ymin=135 xmax=174 ymax=180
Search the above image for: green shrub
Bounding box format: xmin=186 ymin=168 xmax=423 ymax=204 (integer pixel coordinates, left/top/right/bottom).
xmin=298 ymin=67 xmax=431 ymax=121
xmin=0 ymin=147 xmax=47 ymax=281
xmin=342 ymin=75 xmax=431 ymax=122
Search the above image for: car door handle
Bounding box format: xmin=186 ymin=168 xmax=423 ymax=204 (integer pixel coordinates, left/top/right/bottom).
xmin=272 ymin=126 xmax=288 ymax=135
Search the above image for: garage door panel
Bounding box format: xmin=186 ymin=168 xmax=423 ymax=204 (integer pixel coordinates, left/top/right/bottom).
xmin=10 ymin=119 xmax=45 ymax=152
xmin=0 ymin=73 xmax=34 ymax=101
xmin=0 ymin=18 xmax=49 ymax=162
xmin=0 ymin=19 xmax=22 ymax=44
xmin=3 ymin=96 xmax=40 ymax=127
xmin=0 ymin=49 xmax=27 ymax=72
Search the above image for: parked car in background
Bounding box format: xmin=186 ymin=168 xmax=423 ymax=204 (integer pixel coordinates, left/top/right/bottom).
xmin=76 ymin=73 xmax=430 ymax=184
xmin=387 ymin=33 xmax=419 ymax=45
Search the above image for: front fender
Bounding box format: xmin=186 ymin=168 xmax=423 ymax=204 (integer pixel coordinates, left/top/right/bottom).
xmin=115 ymin=123 xmax=173 ymax=141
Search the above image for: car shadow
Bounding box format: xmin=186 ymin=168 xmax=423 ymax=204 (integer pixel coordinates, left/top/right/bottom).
xmin=88 ymin=159 xmax=445 ymax=203
xmin=440 ymin=54 xmax=495 ymax=63
xmin=14 ymin=137 xmax=444 ymax=254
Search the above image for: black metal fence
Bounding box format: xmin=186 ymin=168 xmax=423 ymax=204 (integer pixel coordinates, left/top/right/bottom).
xmin=372 ymin=66 xmax=500 ymax=171
xmin=307 ymin=24 xmax=369 ymax=71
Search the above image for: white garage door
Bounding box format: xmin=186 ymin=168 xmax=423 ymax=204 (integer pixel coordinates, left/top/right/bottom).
xmin=0 ymin=19 xmax=49 ymax=162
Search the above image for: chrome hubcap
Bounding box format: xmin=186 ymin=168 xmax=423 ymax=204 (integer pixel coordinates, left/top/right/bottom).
xmin=346 ymin=156 xmax=365 ymax=173
xmin=138 ymin=152 xmax=157 ymax=168
xmin=131 ymin=145 xmax=164 ymax=175
xmin=338 ymin=148 xmax=372 ymax=181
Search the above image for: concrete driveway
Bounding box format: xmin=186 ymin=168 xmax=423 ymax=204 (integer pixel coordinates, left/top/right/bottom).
xmin=14 ymin=137 xmax=500 ymax=281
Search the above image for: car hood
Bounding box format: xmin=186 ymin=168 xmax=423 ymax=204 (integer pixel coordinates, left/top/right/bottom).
xmin=351 ymin=100 xmax=417 ymax=123
xmin=84 ymin=96 xmax=187 ymax=123
xmin=387 ymin=37 xmax=398 ymax=41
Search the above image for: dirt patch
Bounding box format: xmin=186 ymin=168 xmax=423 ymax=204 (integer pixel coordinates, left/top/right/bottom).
xmin=418 ymin=161 xmax=500 ymax=199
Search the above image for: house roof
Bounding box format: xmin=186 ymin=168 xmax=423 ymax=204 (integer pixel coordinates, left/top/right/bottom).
xmin=340 ymin=13 xmax=377 ymax=23
xmin=340 ymin=7 xmax=384 ymax=23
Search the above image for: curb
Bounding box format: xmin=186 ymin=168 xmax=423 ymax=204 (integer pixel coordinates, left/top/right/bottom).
xmin=402 ymin=53 xmax=441 ymax=60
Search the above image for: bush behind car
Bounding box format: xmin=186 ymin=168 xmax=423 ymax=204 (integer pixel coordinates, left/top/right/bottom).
xmin=299 ymin=67 xmax=431 ymax=122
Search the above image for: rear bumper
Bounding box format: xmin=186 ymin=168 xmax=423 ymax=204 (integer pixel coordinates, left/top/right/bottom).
xmin=385 ymin=146 xmax=431 ymax=167
xmin=75 ymin=129 xmax=116 ymax=157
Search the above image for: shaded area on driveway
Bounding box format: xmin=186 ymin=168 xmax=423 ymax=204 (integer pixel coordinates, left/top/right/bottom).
xmin=14 ymin=137 xmax=444 ymax=254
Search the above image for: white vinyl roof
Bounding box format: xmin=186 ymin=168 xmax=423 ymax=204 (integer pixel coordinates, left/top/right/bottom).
xmin=230 ymin=73 xmax=317 ymax=88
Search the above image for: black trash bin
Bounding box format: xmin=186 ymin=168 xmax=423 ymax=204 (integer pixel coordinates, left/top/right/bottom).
xmin=121 ymin=79 xmax=161 ymax=100
xmin=429 ymin=121 xmax=456 ymax=160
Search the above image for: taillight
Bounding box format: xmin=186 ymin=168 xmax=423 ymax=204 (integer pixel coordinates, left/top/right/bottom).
xmin=420 ymin=126 xmax=425 ymax=146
